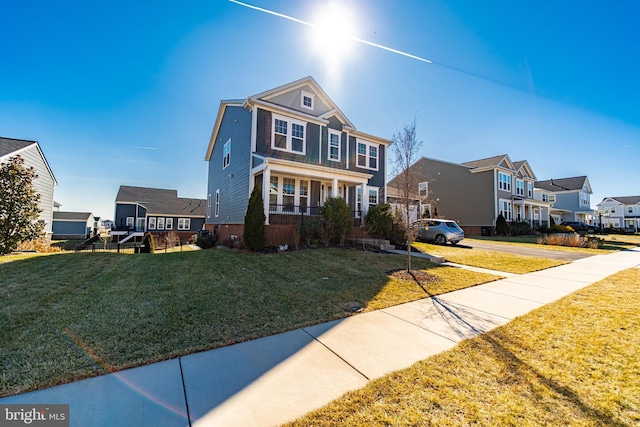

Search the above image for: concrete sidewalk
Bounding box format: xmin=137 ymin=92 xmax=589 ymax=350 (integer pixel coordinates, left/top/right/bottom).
xmin=2 ymin=248 xmax=639 ymax=426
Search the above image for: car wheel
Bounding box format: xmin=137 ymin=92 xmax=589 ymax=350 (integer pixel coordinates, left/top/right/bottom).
xmin=435 ymin=234 xmax=446 ymax=245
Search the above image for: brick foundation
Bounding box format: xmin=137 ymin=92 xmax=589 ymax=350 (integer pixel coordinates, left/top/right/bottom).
xmin=205 ymin=223 xmax=371 ymax=248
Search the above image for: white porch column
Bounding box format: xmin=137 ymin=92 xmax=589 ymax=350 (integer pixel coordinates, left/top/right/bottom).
xmin=361 ymin=183 xmax=369 ymax=215
xmin=263 ymin=168 xmax=270 ymax=225
xmin=332 ymin=177 xmax=339 ymax=198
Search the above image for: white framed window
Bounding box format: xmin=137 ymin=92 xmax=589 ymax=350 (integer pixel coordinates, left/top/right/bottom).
xmin=207 ymin=194 xmax=211 ymax=218
xmin=498 ymin=172 xmax=511 ymax=191
xmin=328 ymin=130 xmax=341 ymax=161
xmin=126 ymin=217 xmax=134 ymax=227
xmin=368 ymin=188 xmax=378 ymax=205
xmin=527 ymin=182 xmax=533 ymax=198
xmin=356 ymin=187 xmax=362 ymax=216
xmin=148 ymin=217 xmax=156 ymax=230
xmin=580 ymin=192 xmax=590 ymax=207
xmin=157 ymin=217 xmax=165 ymax=230
xmin=166 ymin=218 xmax=173 ymax=230
xmin=178 ymin=218 xmax=191 ymax=230
xmin=222 ymin=139 xmax=231 ymax=169
xmin=215 ymin=190 xmax=220 ymax=217
xmin=542 ymin=194 xmax=549 ymax=202
xmin=611 ymin=206 xmax=616 ymax=213
xmin=628 ymin=206 xmax=633 ymax=214
xmin=418 ymin=181 xmax=428 ymax=197
xmin=516 ymin=179 xmax=524 ymax=196
xmin=356 ymin=140 xmax=379 ymax=171
xmin=499 ymin=199 xmax=512 ymax=221
xmin=549 ymin=194 xmax=556 ymax=203
xmin=299 ymin=180 xmax=308 ymax=213
xmin=272 ymin=113 xmax=306 ymax=154
xmin=301 ymin=90 xmax=314 ymax=110
xmin=268 ymin=175 xmax=313 ymax=214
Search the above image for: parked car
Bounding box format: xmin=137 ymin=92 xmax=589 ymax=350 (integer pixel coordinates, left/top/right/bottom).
xmin=413 ymin=219 xmax=464 ymax=245
xmin=560 ymin=221 xmax=600 ymax=234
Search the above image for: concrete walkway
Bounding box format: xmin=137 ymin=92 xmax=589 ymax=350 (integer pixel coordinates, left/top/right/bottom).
xmin=2 ymin=248 xmax=639 ymax=427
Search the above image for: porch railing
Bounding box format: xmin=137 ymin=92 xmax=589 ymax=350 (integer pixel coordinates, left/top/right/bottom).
xmin=268 ymin=204 xmax=363 ymax=226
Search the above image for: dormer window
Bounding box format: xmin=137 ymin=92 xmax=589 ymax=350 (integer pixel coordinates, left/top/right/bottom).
xmin=301 ymin=90 xmax=314 ymax=110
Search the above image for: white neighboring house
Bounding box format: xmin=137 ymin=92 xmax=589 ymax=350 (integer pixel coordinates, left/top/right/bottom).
xmin=595 ymin=196 xmax=640 ymax=231
xmin=0 ymin=137 xmax=57 ymax=237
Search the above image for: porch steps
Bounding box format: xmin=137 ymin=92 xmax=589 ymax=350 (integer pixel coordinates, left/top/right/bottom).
xmin=118 ymin=232 xmax=144 ymax=244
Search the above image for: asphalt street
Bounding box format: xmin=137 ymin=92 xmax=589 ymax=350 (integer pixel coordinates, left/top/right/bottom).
xmin=458 ymin=239 xmax=592 ymax=261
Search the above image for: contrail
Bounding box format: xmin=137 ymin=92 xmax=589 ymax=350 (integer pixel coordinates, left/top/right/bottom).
xmin=228 ymin=0 xmax=432 ymax=64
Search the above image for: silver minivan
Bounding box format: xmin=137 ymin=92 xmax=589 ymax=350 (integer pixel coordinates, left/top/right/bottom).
xmin=413 ymin=219 xmax=464 ymax=245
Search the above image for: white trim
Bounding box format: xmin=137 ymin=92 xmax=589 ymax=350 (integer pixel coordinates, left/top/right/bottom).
xmin=215 ymin=189 xmax=220 ymax=217
xmin=222 ymin=138 xmax=231 ymax=169
xmin=328 ymin=129 xmax=341 ymax=162
xmin=166 ymin=218 xmax=173 ymax=230
xmin=148 ymin=217 xmax=156 ymax=230
xmin=301 ymin=90 xmax=314 ymax=110
xmin=355 ymin=139 xmax=379 ymax=171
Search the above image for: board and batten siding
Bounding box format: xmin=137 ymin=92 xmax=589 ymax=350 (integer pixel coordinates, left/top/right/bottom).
xmin=206 ymin=105 xmax=252 ymax=224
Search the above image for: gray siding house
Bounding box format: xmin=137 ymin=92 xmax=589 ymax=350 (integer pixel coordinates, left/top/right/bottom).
xmin=204 ymin=76 xmax=391 ymax=245
xmin=113 ymin=186 xmax=206 ymax=242
xmin=388 ymin=154 xmax=551 ymax=235
xmin=534 ymin=176 xmax=594 ymax=224
xmin=0 ymin=136 xmax=57 ymax=237
xmin=595 ymin=196 xmax=640 ymax=231
xmin=52 ymin=211 xmax=94 ymax=239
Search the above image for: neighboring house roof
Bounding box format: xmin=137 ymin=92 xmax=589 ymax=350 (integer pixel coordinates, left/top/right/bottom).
xmin=461 ymin=154 xmax=512 ymax=170
xmin=116 ymin=185 xmax=206 ymax=217
xmin=0 ymin=136 xmax=57 ymax=185
xmin=535 ymin=176 xmax=590 ymax=193
xmin=599 ymin=196 xmax=640 ymax=205
xmin=53 ymin=211 xmax=93 ymax=222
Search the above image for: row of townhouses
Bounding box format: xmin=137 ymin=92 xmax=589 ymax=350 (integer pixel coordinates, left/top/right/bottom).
xmin=2 ymin=77 xmax=639 ymax=245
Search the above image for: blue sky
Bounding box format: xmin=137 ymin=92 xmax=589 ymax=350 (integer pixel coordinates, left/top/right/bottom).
xmin=1 ymin=0 xmax=639 ymax=219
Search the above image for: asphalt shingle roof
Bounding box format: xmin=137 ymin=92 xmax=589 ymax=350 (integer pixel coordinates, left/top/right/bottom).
xmin=535 ymin=176 xmax=587 ymax=192
xmin=604 ymin=196 xmax=640 ymax=205
xmin=461 ymin=154 xmax=508 ymax=169
xmin=116 ymin=186 xmax=206 ymax=217
xmin=0 ymin=137 xmax=36 ymax=158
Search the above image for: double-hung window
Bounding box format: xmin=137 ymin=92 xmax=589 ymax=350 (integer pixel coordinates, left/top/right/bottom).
xmin=498 ymin=172 xmax=511 ymax=192
xmin=215 ymin=190 xmax=220 ymax=217
xmin=148 ymin=217 xmax=156 ymax=230
xmin=328 ymin=130 xmax=341 ymax=161
xmin=418 ymin=181 xmax=428 ymax=197
xmin=166 ymin=218 xmax=173 ymax=230
xmin=178 ymin=218 xmax=191 ymax=230
xmin=272 ymin=114 xmax=306 ymax=154
xmin=516 ymin=179 xmax=524 ymax=196
xmin=222 ymin=139 xmax=231 ymax=169
xmin=499 ymin=199 xmax=512 ymax=221
xmin=527 ymin=182 xmax=533 ymax=198
xmin=356 ymin=140 xmax=379 ymax=171
xmin=368 ymin=188 xmax=378 ymax=205
xmin=157 ymin=217 xmax=165 ymax=230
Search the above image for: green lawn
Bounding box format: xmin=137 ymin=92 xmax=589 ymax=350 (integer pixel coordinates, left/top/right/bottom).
xmin=413 ymin=242 xmax=567 ymax=274
xmin=288 ymin=268 xmax=640 ymax=426
xmin=469 ymin=235 xmax=640 ymax=252
xmin=0 ymin=248 xmax=499 ymax=397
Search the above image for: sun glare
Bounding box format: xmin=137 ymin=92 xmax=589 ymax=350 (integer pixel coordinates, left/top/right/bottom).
xmin=309 ymin=2 xmax=359 ymax=70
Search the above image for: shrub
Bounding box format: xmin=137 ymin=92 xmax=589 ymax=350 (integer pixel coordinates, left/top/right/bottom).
xmin=243 ymin=186 xmax=266 ymax=251
xmin=195 ymin=233 xmax=217 ymax=249
xmin=537 ymin=233 xmax=604 ymax=248
xmin=365 ymin=203 xmax=393 ymax=239
xmin=496 ymin=214 xmax=509 ymax=236
xmin=388 ymin=208 xmax=408 ymax=248
xmin=320 ymin=197 xmax=352 ymax=246
xmin=142 ymin=232 xmax=155 ymax=253
xmin=551 ymin=224 xmax=574 ymax=233
xmin=298 ymin=218 xmax=318 ymax=248
xmin=316 ymin=220 xmax=334 ymax=247
xmin=509 ymin=221 xmax=532 ymax=236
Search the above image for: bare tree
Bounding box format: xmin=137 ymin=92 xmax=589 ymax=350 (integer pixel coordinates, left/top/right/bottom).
xmin=390 ymin=118 xmax=423 ymax=272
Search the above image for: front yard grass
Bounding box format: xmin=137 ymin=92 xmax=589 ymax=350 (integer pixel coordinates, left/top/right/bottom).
xmin=0 ymin=248 xmax=499 ymax=397
xmin=288 ymin=267 xmax=640 ymax=426
xmin=470 ymin=235 xmax=640 ymax=252
xmin=413 ymin=242 xmax=567 ymax=274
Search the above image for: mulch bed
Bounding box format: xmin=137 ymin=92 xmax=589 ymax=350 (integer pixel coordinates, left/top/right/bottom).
xmin=386 ymin=269 xmax=441 ymax=284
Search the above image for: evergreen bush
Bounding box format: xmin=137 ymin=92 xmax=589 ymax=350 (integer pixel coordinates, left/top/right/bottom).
xmin=320 ymin=197 xmax=352 ymax=246
xmin=496 ymin=214 xmax=509 ymax=236
xmin=243 ymin=186 xmax=266 ymax=251
xmin=365 ymin=203 xmax=393 ymax=239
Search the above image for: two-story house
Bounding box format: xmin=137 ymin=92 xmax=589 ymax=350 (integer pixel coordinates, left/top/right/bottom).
xmin=204 ymin=76 xmax=391 ymax=246
xmin=113 ymin=185 xmax=206 ymax=243
xmin=0 ymin=136 xmax=57 ymax=238
xmin=595 ymin=196 xmax=640 ymax=231
xmin=534 ymin=176 xmax=594 ymax=225
xmin=388 ymin=154 xmax=551 ymax=235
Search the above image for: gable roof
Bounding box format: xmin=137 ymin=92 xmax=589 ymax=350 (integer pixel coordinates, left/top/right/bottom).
xmin=461 ymin=154 xmax=514 ymax=172
xmin=0 ymin=136 xmax=57 ymax=185
xmin=53 ymin=211 xmax=93 ymax=222
xmin=535 ymin=176 xmax=590 ymax=193
xmin=116 ymin=185 xmax=206 ymax=217
xmin=600 ymin=196 xmax=640 ymax=205
xmin=512 ymin=160 xmax=537 ymax=180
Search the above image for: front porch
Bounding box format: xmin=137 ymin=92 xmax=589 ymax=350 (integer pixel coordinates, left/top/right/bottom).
xmin=512 ymin=198 xmax=551 ymax=228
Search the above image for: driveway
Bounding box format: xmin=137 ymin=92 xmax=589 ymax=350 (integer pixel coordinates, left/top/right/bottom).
xmin=458 ymin=240 xmax=592 ymax=261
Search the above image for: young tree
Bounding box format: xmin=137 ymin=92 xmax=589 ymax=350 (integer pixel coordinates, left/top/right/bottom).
xmin=0 ymin=156 xmax=43 ymax=254
xmin=243 ymin=185 xmax=266 ymax=251
xmin=390 ymin=118 xmax=423 ymax=271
